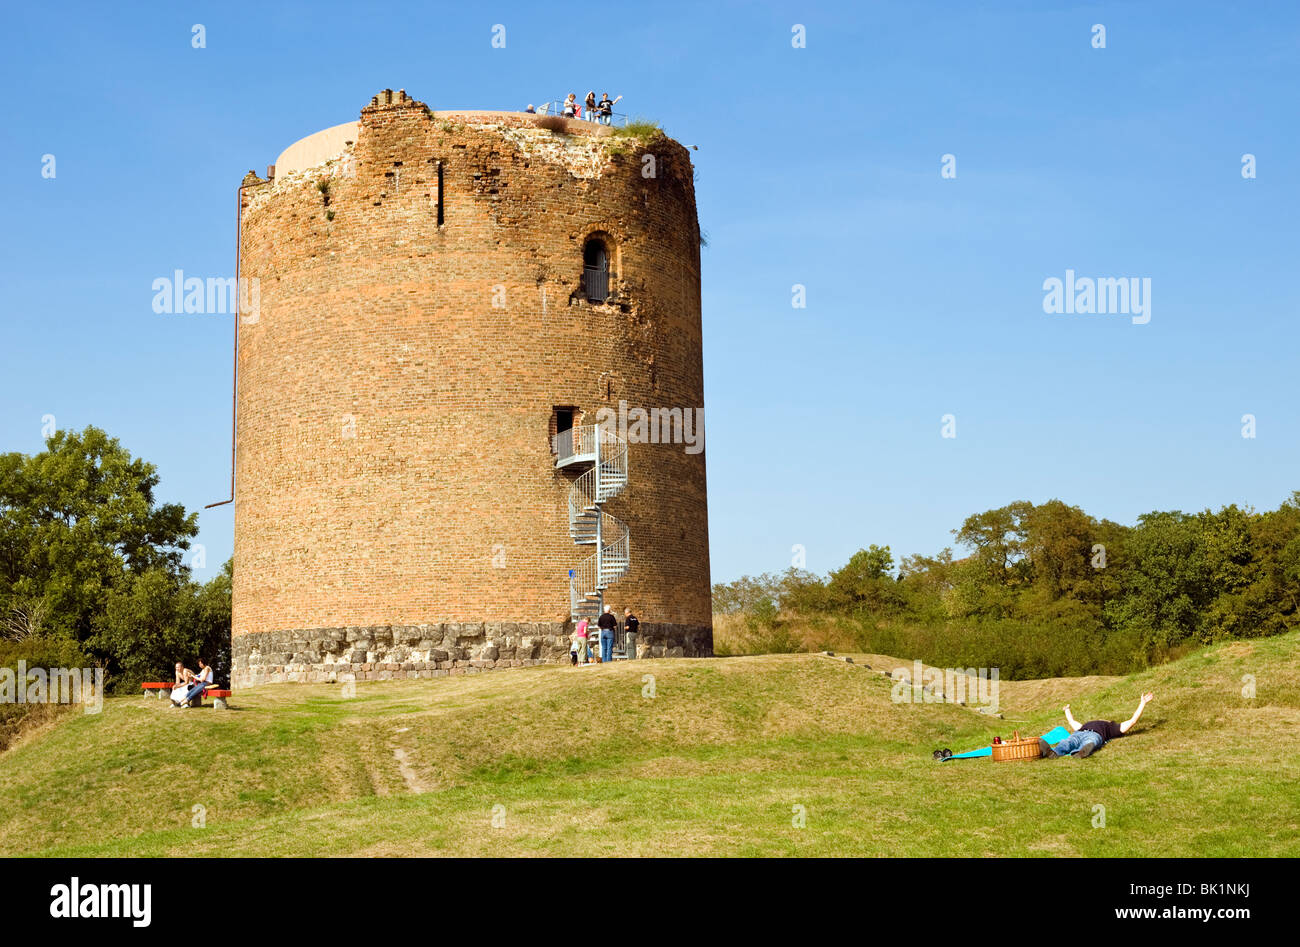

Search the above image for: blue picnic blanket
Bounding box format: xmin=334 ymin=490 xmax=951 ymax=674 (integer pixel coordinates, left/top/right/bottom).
xmin=941 ymin=725 xmax=1072 ymax=760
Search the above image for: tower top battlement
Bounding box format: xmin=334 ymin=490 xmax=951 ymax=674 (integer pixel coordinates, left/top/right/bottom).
xmin=272 ymin=88 xmax=652 ymax=178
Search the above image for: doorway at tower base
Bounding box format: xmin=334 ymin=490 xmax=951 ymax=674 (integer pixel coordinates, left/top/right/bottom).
xmin=231 ymin=621 xmax=714 ymax=686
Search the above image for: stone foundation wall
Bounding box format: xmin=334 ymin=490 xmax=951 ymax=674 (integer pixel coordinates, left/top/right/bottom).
xmin=231 ymin=621 xmax=712 ymax=687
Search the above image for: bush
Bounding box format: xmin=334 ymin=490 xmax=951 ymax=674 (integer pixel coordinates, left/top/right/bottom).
xmin=850 ymin=618 xmax=1143 ymax=680
xmin=711 ymin=604 xmax=803 ymax=656
xmin=0 ymin=636 xmax=93 ymax=751
xmin=611 ymin=119 xmax=663 ymax=141
xmin=714 ymin=493 xmax=1300 ymax=678
xmin=0 ymin=635 xmax=91 ymax=675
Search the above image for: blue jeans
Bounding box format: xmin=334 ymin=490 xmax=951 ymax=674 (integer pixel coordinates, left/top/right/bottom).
xmin=1051 ymin=729 xmax=1103 ymax=756
xmin=600 ymin=630 xmax=614 ymax=663
xmin=183 ymin=682 xmax=208 ymax=703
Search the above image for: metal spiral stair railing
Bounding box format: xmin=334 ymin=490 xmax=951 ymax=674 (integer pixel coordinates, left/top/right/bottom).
xmin=555 ymin=423 xmax=630 ymax=622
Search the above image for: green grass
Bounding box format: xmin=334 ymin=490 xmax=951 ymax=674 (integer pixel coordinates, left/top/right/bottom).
xmin=606 ymin=118 xmax=665 ymax=156
xmin=1 ymin=633 xmax=1297 ymax=856
xmin=610 ymin=118 xmax=663 ymax=140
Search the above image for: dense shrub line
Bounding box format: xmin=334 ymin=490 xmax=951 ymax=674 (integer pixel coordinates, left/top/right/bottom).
xmin=713 ymin=496 xmax=1300 ymax=676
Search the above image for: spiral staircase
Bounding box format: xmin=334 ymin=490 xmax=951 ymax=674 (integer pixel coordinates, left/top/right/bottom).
xmin=554 ymin=423 xmax=630 ymax=630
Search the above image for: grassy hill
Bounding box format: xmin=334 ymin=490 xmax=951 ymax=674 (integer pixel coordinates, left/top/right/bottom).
xmin=1 ymin=631 xmax=1297 ymax=856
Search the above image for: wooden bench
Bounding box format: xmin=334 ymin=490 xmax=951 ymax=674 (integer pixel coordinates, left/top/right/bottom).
xmin=142 ymin=682 xmax=231 ymax=709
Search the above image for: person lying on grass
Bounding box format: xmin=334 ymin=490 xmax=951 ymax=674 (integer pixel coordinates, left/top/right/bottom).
xmin=1040 ymin=692 xmax=1154 ymax=758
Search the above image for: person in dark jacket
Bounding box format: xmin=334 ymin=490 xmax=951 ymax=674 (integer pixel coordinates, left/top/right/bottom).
xmin=597 ymin=605 xmax=617 ymax=663
xmin=1041 ymin=693 xmax=1154 ymax=757
xmin=597 ymin=93 xmax=622 ymax=125
xmin=623 ymin=607 xmax=639 ymax=660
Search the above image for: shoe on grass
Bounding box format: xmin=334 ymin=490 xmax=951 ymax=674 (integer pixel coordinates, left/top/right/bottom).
xmin=1038 ymin=738 xmax=1055 ymax=758
xmin=1077 ymin=739 xmax=1096 ymax=758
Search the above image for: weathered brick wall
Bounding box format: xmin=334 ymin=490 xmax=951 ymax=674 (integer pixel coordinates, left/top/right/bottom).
xmin=232 ymin=90 xmax=711 ymax=684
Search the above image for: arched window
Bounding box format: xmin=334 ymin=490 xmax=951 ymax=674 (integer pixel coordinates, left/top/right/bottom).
xmin=582 ymin=236 xmax=610 ymax=303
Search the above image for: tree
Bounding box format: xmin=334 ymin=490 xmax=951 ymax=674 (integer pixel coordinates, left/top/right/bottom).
xmin=953 ymin=501 xmax=1033 ymax=586
xmin=1203 ymin=496 xmax=1300 ymax=639
xmin=774 ymin=567 xmax=828 ymax=614
xmin=896 ymin=548 xmax=954 ymax=622
xmin=191 ymin=558 xmax=233 ymax=685
xmin=1022 ymin=499 xmax=1098 ymax=600
xmin=91 ymin=566 xmax=195 ymax=685
xmin=711 ymin=573 xmax=783 ymax=615
xmin=826 ymin=545 xmax=901 ymax=614
xmin=0 ymin=426 xmax=201 ymax=681
xmin=1104 ymin=511 xmax=1209 ymax=652
xmin=0 ymin=598 xmax=46 ymax=641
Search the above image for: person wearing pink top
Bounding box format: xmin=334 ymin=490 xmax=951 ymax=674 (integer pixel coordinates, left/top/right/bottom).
xmin=572 ymin=618 xmax=590 ymax=665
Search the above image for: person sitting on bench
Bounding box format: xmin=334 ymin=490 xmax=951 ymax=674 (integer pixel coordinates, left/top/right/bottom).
xmin=1040 ymin=692 xmax=1154 ymax=757
xmin=175 ymin=658 xmax=213 ymax=708
xmin=169 ymin=661 xmax=194 ymax=705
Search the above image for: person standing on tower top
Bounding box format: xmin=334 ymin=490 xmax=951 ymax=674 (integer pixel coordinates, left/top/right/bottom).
xmin=584 ymin=91 xmax=598 ymax=122
xmin=598 ymin=93 xmax=621 ymax=126
xmin=597 ymin=605 xmax=617 ymax=663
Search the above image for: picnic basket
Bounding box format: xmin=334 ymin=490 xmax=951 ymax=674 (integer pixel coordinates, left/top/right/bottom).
xmin=990 ymin=730 xmax=1041 ymax=762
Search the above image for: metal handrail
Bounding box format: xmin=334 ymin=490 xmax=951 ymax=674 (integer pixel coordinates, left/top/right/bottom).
xmin=564 ymin=424 xmax=631 ymax=617
xmin=570 ymin=555 xmax=597 ymax=611
xmin=597 ymin=441 xmax=626 ymax=503
xmin=553 ymin=425 xmax=595 ymax=459
xmin=535 ymin=100 xmax=630 ymax=127
xmin=569 ymin=465 xmax=597 ymax=525
xmin=569 ymin=529 xmax=630 ymax=592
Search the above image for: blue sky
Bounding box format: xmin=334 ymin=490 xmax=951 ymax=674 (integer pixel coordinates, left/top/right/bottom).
xmin=2 ymin=0 xmax=1297 ymax=585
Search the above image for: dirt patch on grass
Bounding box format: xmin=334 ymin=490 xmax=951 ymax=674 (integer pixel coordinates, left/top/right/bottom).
xmin=1025 ymin=834 xmax=1080 ymax=856
xmin=1217 ymin=642 xmax=1257 ymax=659
xmin=0 ymin=702 xmax=74 ymax=754
xmin=991 ymin=674 xmax=1122 ymax=717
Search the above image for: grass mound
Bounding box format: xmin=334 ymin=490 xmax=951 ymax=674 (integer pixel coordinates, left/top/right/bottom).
xmin=1 ymin=633 xmax=1296 ymax=856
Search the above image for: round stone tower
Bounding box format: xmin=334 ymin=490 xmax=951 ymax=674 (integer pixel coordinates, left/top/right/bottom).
xmin=231 ymin=89 xmax=711 ymax=685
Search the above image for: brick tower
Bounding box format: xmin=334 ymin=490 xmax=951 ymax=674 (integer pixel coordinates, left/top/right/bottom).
xmin=230 ymin=90 xmax=711 ymax=685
